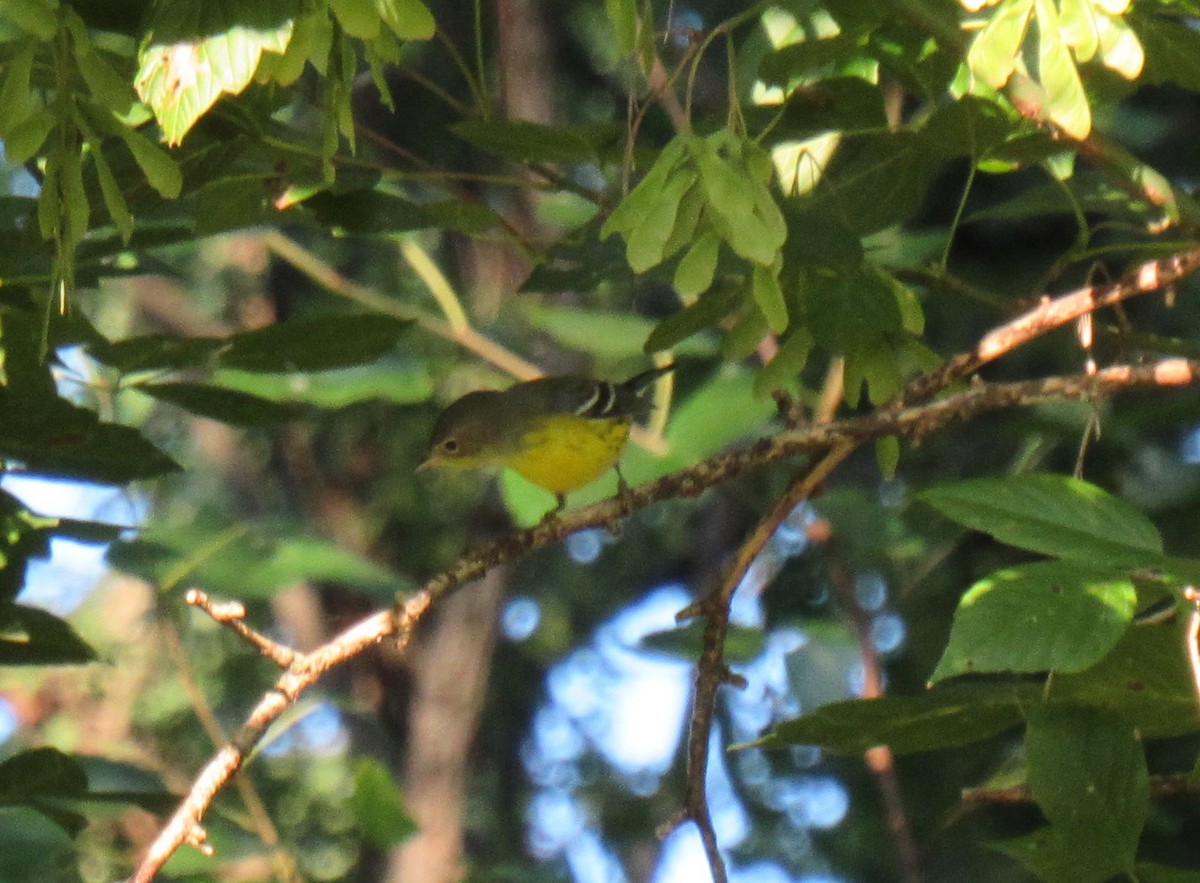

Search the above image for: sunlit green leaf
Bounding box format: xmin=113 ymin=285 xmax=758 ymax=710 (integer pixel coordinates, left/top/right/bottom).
xmin=1035 ymin=0 xmax=1091 ymax=138
xmin=966 ymin=0 xmax=1033 ymax=88
xmin=931 ymin=561 xmax=1137 ymax=681
xmin=135 ymin=0 xmax=298 ymax=145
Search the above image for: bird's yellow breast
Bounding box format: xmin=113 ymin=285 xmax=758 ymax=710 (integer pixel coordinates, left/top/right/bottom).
xmin=503 ymin=414 xmax=632 ymax=494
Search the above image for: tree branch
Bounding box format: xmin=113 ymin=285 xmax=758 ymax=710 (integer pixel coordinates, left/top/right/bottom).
xmin=127 ymin=354 xmax=1200 ymax=881
xmin=900 ymin=247 xmax=1200 ymax=404
xmin=819 ymin=528 xmax=922 ymax=883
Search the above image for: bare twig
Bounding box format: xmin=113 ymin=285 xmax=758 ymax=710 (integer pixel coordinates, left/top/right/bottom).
xmin=900 ymin=247 xmax=1200 ymax=405
xmin=1184 ymin=586 xmax=1200 ymax=713
xmin=186 ymin=590 xmax=296 ymax=669
xmin=820 ymin=529 xmax=922 ymax=883
xmin=666 ymin=443 xmax=855 ymax=883
xmin=159 ymin=620 xmax=300 ymax=883
xmin=963 ymin=772 xmax=1200 ymax=805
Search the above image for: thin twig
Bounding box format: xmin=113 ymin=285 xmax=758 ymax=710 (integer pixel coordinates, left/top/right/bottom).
xmin=820 ymin=529 xmax=922 ymax=883
xmin=1184 ymin=586 xmax=1200 ymax=713
xmin=159 ymin=621 xmax=300 ymax=883
xmin=668 ymin=441 xmax=856 ymax=883
xmin=900 ymin=247 xmax=1200 ymax=405
xmin=963 ymin=772 xmax=1200 ymax=805
xmin=185 ymin=590 xmax=296 ymax=669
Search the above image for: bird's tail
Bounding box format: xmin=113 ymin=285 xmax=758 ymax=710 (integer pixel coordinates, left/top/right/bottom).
xmin=612 ymin=363 xmax=674 ymax=421
xmin=620 ymin=363 xmax=675 ymax=394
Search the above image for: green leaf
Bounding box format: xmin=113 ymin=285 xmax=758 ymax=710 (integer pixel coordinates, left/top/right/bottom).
xmin=600 ymin=137 xmax=689 ymax=238
xmin=5 ymin=109 xmax=56 ymax=165
xmin=91 ymin=333 xmax=225 ymax=373
xmin=1134 ymin=12 xmax=1200 ymax=91
xmin=876 ymin=435 xmax=900 ymax=480
xmin=721 ymin=305 xmax=769 ymax=360
xmin=108 ymin=521 xmax=407 ymax=599
xmin=1035 ymin=0 xmax=1091 ymax=138
xmin=801 ymin=131 xmax=935 ymax=234
xmin=605 ymin=0 xmax=637 ymax=52
xmin=0 ymin=42 xmax=36 ymax=136
xmin=966 ymin=0 xmax=1033 ymax=88
xmin=523 ymin=305 xmax=657 ymax=361
xmin=1025 ymin=706 xmax=1146 ymax=878
xmin=751 ymin=264 xmax=788 ymax=333
xmin=89 ymin=139 xmax=134 ymax=243
xmin=673 ymin=231 xmax=721 ymax=299
xmin=141 ymin=382 xmax=301 ymax=425
xmin=757 ymin=33 xmax=869 ymax=87
xmin=193 ymin=175 xmax=277 ymax=235
xmin=965 ymin=171 xmax=1158 ymax=225
xmin=135 ymin=0 xmax=298 ymax=145
xmin=219 ymin=314 xmax=412 ymax=372
xmin=112 ymin=124 xmax=182 ymax=199
xmin=0 ymin=748 xmax=88 ymax=803
xmin=0 ymin=808 xmax=75 ymax=876
xmin=930 ymin=561 xmax=1137 ymax=682
xmin=756 ymin=684 xmax=1028 ymax=755
xmin=690 ymin=137 xmax=782 ymax=265
xmin=768 ymin=76 xmax=888 ymax=142
xmin=377 ymin=0 xmax=434 ymax=40
xmin=1058 ymin=0 xmax=1099 ymax=61
xmin=211 ymin=363 xmax=433 ymax=408
xmin=802 ymin=265 xmax=903 ymax=353
xmin=1096 ymin=10 xmax=1143 ymax=80
xmin=644 ymin=283 xmax=741 ymax=355
xmin=993 ymin=826 xmax=1122 ymax=883
xmin=0 ymin=604 xmax=96 ymax=665
xmin=753 ymin=326 xmax=814 ymax=398
xmin=0 ymin=0 xmax=58 ymax=40
xmin=302 ymin=189 xmax=434 ymax=233
xmin=625 ymin=168 xmax=695 ymax=273
xmin=329 ymin=0 xmax=380 ymax=39
xmin=59 ymin=149 xmax=90 ymax=247
xmin=919 ymin=95 xmax=1016 ymax=161
xmin=350 ymin=759 xmax=417 ymax=847
xmin=1051 ymin=621 xmax=1200 ymax=739
xmin=659 ymin=182 xmax=705 ymax=262
xmin=0 ymin=389 xmax=181 ymax=483
xmin=452 ymin=119 xmax=601 ymax=166
xmin=918 ymin=473 xmax=1162 ymax=564
xmin=67 ymin=14 xmax=134 ymax=115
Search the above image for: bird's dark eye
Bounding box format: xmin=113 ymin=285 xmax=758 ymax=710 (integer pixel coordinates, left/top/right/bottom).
xmin=441 ymin=438 xmax=459 ymax=453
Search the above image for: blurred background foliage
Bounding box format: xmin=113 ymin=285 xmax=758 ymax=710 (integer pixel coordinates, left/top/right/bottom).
xmin=5 ymin=0 xmax=1200 ymax=881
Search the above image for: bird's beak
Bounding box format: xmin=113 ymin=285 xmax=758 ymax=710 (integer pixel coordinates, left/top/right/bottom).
xmin=415 ymin=456 xmax=438 ymax=473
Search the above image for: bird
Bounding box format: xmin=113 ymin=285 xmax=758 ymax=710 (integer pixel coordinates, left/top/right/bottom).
xmin=418 ymin=365 xmax=673 ymax=515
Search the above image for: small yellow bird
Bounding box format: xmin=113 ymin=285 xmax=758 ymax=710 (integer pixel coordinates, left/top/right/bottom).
xmin=419 ymin=366 xmax=672 ymax=513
